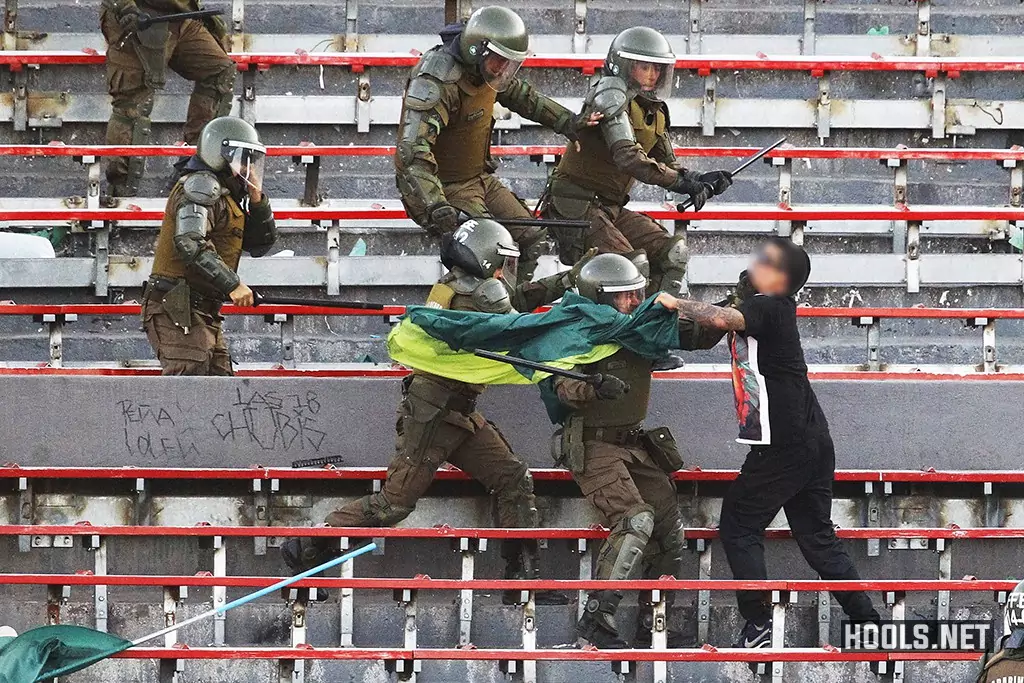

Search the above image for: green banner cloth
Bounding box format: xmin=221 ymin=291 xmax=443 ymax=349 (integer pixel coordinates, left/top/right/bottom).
xmin=0 ymin=625 xmax=132 ymax=683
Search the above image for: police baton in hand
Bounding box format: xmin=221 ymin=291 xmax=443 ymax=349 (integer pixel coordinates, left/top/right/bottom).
xmin=137 ymin=8 xmax=223 ymax=30
xmin=676 ymin=136 xmax=788 ymax=212
xmin=490 ymin=217 xmax=592 ymax=230
xmin=473 ymin=349 xmax=602 ymax=385
xmin=251 ymin=291 xmax=386 ymax=311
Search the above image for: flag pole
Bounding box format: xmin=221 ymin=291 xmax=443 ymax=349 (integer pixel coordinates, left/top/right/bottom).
xmin=35 ymin=542 xmax=376 ymax=681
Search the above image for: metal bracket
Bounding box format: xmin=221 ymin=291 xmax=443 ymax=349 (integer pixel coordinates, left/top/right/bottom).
xmin=801 ymin=0 xmax=816 ymax=55
xmin=790 ymin=221 xmax=806 ymax=246
xmin=278 ymin=315 xmax=296 ymax=368
xmin=85 ymin=534 xmax=108 ymax=632
xmin=651 ymin=589 xmax=669 ymax=683
xmin=355 ymin=74 xmax=371 ymax=134
xmin=326 ymin=221 xmax=340 ymax=296
xmin=853 ymin=316 xmax=881 ymax=371
xmin=817 ymin=590 xmax=830 ymax=647
xmin=688 ymin=0 xmax=702 ymax=54
xmin=906 ymin=221 xmax=921 ymax=293
xmin=290 ymin=593 xmax=308 ymax=683
xmin=457 ymin=537 xmax=485 ymax=645
xmin=163 ymin=585 xmax=187 ymax=647
xmin=47 ymin=584 xmax=70 ymax=624
xmin=17 ymin=476 xmax=32 ymax=552
xmin=12 ymin=67 xmax=27 ymax=132
xmin=916 ymin=0 xmax=932 ymax=57
xmin=252 ymin=477 xmax=277 ymax=555
xmin=336 ymin=536 xmax=354 ymax=646
xmin=769 ymin=591 xmax=796 ymax=683
xmin=966 ymin=317 xmax=997 ymax=373
xmin=865 ymin=482 xmax=881 ymax=557
xmin=774 ymin=156 xmax=792 ymax=207
xmin=344 ymin=0 xmax=359 ymax=52
xmin=576 ymin=538 xmax=592 ymax=622
xmin=391 ymin=586 xmax=420 ymax=681
xmin=572 ymin=0 xmax=587 ymax=53
xmin=212 ymin=536 xmax=227 ymax=646
xmin=1006 ymin=157 xmax=1022 ymax=207
xmin=241 ymin=65 xmax=258 ymax=126
xmin=230 ymin=0 xmax=244 ymax=53
xmin=936 ymin=539 xmax=951 ymax=620
xmin=696 ymin=538 xmax=712 ymax=645
xmin=3 ymin=0 xmax=17 ymax=50
xmin=79 ymin=155 xmax=102 ymax=210
xmin=94 ymin=226 xmax=110 ymax=297
xmin=521 ymin=589 xmax=537 ymax=683
xmin=931 ymin=74 xmax=947 ymax=139
xmin=702 ymin=74 xmax=716 ymax=137
xmin=816 ymin=73 xmax=831 ymax=139
xmin=298 ymin=153 xmax=322 ymax=207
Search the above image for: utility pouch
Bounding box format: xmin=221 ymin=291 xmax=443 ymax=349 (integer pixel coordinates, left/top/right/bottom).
xmin=399 ymin=379 xmax=448 ymax=464
xmin=642 ymin=426 xmax=684 ymax=473
xmin=553 ymin=417 xmax=586 ymax=476
xmin=133 ymin=21 xmax=170 ymax=87
xmin=161 ymin=280 xmax=194 ymax=334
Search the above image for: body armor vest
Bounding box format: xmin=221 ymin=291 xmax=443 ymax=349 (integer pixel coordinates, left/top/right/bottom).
xmin=573 ymin=348 xmax=653 ymax=428
xmin=433 ymin=78 xmax=497 ymax=183
xmin=151 ymin=178 xmax=245 ymax=283
xmin=554 ymin=97 xmax=667 ymax=206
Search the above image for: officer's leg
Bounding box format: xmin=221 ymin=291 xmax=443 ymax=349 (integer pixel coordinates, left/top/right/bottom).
xmin=142 ymin=299 xmax=214 ymax=375
xmin=614 ymin=208 xmax=688 ymax=296
xmin=480 ymin=174 xmax=544 ymax=282
xmin=207 ymin=316 xmax=234 ymax=377
xmin=168 ymin=18 xmax=236 ymax=144
xmin=284 ymin=378 xmax=470 ymax=573
xmin=441 ymin=177 xmax=489 ymax=228
xmin=103 ymin=13 xmax=158 ymax=197
xmin=447 ymin=417 xmax=568 ymax=605
xmin=627 ymin=452 xmax=691 ymax=647
xmin=783 ymin=434 xmax=879 ymax=622
xmin=575 ymin=442 xmax=654 ymax=648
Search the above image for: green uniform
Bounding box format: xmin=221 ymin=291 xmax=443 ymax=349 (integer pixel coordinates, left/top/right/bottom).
xmin=325 ymin=265 xmax=574 ymax=529
xmin=143 ymin=168 xmax=277 ymax=375
xmin=555 ymin=317 xmax=724 ymax=640
xmin=395 ymin=42 xmax=579 ymax=281
xmin=542 ymin=76 xmax=696 ymax=295
xmin=100 ymin=0 xmax=235 ymax=196
xmin=977 ymin=649 xmax=1024 ymax=683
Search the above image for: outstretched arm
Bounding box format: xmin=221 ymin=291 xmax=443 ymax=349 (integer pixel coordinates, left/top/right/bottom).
xmin=656 ymin=293 xmax=746 ymax=332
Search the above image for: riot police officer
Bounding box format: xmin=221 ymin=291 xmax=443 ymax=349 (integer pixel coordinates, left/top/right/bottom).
xmin=977 ymin=579 xmax=1024 ymax=682
xmin=395 ymin=6 xmax=598 ymax=283
xmin=541 ymin=27 xmax=734 ymax=296
xmin=282 ymin=219 xmax=595 ymax=606
xmin=548 ymin=254 xmax=726 ymax=648
xmin=142 ymin=116 xmax=277 ymax=375
xmin=100 ymin=0 xmax=236 ymax=196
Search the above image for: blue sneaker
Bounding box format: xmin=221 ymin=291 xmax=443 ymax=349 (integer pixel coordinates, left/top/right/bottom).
xmin=733 ymin=619 xmax=772 ymax=648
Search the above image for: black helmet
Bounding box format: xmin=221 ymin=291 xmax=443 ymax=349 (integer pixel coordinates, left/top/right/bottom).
xmin=197 ymin=116 xmax=266 ymax=192
xmin=575 ymin=253 xmax=648 ymax=306
xmin=441 ymin=217 xmax=520 ymax=282
xmin=605 ymin=27 xmax=676 ymax=102
xmin=459 ymin=6 xmax=530 ymax=92
xmin=1005 ymin=579 xmax=1024 ymax=649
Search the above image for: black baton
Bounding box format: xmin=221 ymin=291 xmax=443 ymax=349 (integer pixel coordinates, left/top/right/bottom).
xmin=137 ymin=8 xmax=224 ymax=30
xmin=251 ymin=292 xmax=386 ymax=311
xmin=496 ymin=217 xmax=591 ymax=230
xmin=676 ymin=136 xmax=788 ymax=212
xmin=473 ymin=348 xmax=599 ymax=383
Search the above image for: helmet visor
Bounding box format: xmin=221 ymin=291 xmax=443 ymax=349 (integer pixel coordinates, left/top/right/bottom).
xmin=595 ymin=279 xmax=648 ymax=310
xmin=618 ymin=51 xmax=675 ymax=101
xmin=224 ymin=140 xmax=267 ymax=193
xmin=480 ymin=42 xmax=527 ymax=92
xmin=497 ymin=243 xmax=520 ymax=292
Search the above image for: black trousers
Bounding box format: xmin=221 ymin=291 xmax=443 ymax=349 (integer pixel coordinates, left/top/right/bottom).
xmin=718 ymin=430 xmax=879 ymax=624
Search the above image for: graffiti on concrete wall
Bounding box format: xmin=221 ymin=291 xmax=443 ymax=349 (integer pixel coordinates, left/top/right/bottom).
xmin=117 ymin=388 xmax=327 ymax=461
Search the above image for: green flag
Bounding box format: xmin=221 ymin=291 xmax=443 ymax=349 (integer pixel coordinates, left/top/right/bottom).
xmin=387 ymin=292 xmax=681 ymax=385
xmin=0 ymin=625 xmax=131 ymax=683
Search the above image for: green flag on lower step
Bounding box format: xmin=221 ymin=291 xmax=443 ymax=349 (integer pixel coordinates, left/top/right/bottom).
xmin=0 ymin=625 xmax=132 ymax=683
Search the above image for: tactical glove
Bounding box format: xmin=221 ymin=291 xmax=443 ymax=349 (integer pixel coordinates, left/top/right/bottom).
xmin=669 ymin=175 xmax=711 ymax=212
xmin=427 ymin=203 xmax=471 ymax=237
xmin=115 ymin=0 xmax=141 ymax=34
xmin=564 ymin=247 xmax=599 ymax=288
xmin=699 ymin=170 xmax=733 ymax=196
xmin=592 ymin=373 xmax=629 ymax=400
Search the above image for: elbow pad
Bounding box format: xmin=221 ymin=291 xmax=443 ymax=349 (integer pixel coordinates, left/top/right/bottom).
xmin=173 ymin=204 xmax=239 ymax=297
xmin=243 ymin=196 xmax=278 ymax=257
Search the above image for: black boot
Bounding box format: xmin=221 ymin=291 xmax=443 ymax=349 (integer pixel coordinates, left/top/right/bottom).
xmin=634 ymin=592 xmax=693 ymax=648
xmin=281 ymin=537 xmax=338 ymax=601
xmin=652 ymin=351 xmax=686 ymax=371
xmin=576 ymin=591 xmax=628 ymax=648
xmin=501 ymin=540 xmax=569 ymax=606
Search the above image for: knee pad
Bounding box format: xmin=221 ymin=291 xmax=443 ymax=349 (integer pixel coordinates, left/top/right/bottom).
xmin=646 ymin=516 xmax=685 ymax=578
xmin=596 ymin=505 xmax=655 ymax=581
xmin=625 ymin=249 xmax=650 ymax=278
xmin=653 ymin=237 xmax=689 ymax=295
xmin=497 ymin=466 xmax=539 ymax=528
xmin=364 ymin=492 xmax=414 ymax=527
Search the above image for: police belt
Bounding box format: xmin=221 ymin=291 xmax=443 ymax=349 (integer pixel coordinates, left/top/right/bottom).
xmin=582 ymin=425 xmax=644 ymax=446
xmin=145 ymin=276 xmax=224 ymax=316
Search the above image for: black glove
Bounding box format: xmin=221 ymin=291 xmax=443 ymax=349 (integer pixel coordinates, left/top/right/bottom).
xmin=115 ymin=1 xmax=142 ymax=33
xmin=670 ymin=176 xmax=711 ymax=212
xmin=699 ymin=170 xmax=733 ymax=196
xmin=564 ymin=110 xmax=599 ymax=145
xmin=592 ymin=373 xmax=629 ymax=400
xmin=564 ymin=247 xmax=599 ymax=287
xmin=427 ymin=203 xmax=471 ymax=236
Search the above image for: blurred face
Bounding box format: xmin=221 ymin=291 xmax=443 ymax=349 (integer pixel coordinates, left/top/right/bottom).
xmin=748 ymin=242 xmax=790 ymax=296
xmin=630 ymin=62 xmax=664 ymax=91
xmin=611 ymin=289 xmax=643 ymax=314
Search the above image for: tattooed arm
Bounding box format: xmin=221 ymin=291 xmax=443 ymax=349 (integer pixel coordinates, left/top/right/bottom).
xmin=656 ymin=293 xmax=747 ymax=332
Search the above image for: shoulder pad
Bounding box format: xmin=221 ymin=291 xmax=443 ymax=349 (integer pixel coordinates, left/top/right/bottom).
xmin=415 ymin=48 xmax=463 ymax=84
xmin=592 ymin=77 xmax=630 ymax=118
xmin=471 ymin=278 xmax=513 ymax=314
xmin=181 ymin=171 xmax=223 ymax=206
xmin=449 ymin=271 xmax=483 ymax=296
xmin=404 ymin=76 xmax=443 ymax=112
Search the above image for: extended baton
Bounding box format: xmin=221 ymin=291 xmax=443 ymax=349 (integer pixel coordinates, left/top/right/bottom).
xmin=251 ymin=291 xmax=385 ymax=310
xmin=137 ymin=9 xmax=224 ymax=30
xmin=473 ymin=348 xmax=598 ymax=383
xmin=497 ymin=217 xmax=591 ymax=230
xmin=676 ymin=136 xmax=788 ymax=212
